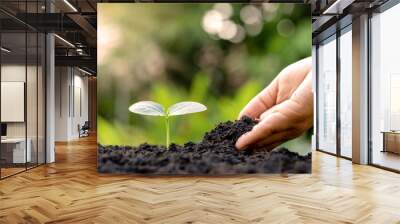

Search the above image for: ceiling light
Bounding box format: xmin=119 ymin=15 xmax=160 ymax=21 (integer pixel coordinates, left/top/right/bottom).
xmin=1 ymin=47 xmax=11 ymax=53
xmin=78 ymin=67 xmax=93 ymax=76
xmin=323 ymin=0 xmax=354 ymax=15
xmin=63 ymin=0 xmax=78 ymax=12
xmin=54 ymin=34 xmax=75 ymax=48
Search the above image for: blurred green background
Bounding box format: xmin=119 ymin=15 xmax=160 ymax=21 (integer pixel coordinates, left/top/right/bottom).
xmin=98 ymin=3 xmax=311 ymax=155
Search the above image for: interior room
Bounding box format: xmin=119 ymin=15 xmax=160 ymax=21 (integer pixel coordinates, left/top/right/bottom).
xmin=0 ymin=0 xmax=97 ymax=179
xmin=0 ymin=15 xmax=46 ymax=178
xmin=370 ymin=3 xmax=400 ymax=171
xmin=0 ymin=0 xmax=400 ymax=223
xmin=314 ymin=0 xmax=400 ymax=172
xmin=54 ymin=66 xmax=92 ymax=142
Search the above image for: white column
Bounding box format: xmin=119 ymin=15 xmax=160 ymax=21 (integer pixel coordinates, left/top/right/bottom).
xmin=45 ymin=0 xmax=56 ymax=163
xmin=46 ymin=32 xmax=55 ymax=163
xmin=352 ymin=14 xmax=369 ymax=164
xmin=312 ymin=45 xmax=317 ymax=151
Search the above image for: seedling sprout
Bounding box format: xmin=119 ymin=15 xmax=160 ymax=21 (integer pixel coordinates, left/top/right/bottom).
xmin=129 ymin=101 xmax=207 ymax=147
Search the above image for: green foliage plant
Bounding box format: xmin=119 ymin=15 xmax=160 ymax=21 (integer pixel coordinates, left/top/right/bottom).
xmin=129 ymin=101 xmax=207 ymax=147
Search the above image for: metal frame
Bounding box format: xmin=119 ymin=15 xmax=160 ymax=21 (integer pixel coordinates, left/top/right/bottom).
xmin=0 ymin=0 xmax=47 ymax=180
xmin=336 ymin=22 xmax=341 ymax=157
xmin=367 ymin=0 xmax=400 ymax=172
xmin=315 ymin=32 xmax=337 ymax=156
xmin=315 ymin=15 xmax=353 ymax=162
xmin=315 ymin=0 xmax=400 ymax=172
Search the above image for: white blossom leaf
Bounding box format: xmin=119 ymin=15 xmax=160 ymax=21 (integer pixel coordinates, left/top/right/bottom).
xmin=128 ymin=101 xmax=165 ymax=116
xmin=168 ymin=101 xmax=207 ymax=116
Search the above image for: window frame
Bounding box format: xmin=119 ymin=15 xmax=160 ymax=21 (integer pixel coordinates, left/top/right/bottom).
xmin=0 ymin=1 xmax=48 ymax=180
xmin=367 ymin=0 xmax=400 ymax=173
xmin=314 ymin=16 xmax=353 ymax=161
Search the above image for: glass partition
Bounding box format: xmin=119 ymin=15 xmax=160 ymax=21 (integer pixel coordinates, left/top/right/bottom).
xmin=339 ymin=27 xmax=352 ymax=158
xmin=27 ymin=30 xmax=38 ymax=169
xmin=317 ymin=35 xmax=337 ymax=154
xmin=1 ymin=30 xmax=28 ymax=177
xmin=370 ymin=4 xmax=400 ymax=171
xmin=0 ymin=4 xmax=46 ymax=179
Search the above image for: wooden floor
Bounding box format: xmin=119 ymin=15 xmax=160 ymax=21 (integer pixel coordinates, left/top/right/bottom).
xmin=372 ymin=150 xmax=400 ymax=171
xmin=1 ymin=167 xmax=26 ymax=178
xmin=1 ymin=136 xmax=400 ymax=224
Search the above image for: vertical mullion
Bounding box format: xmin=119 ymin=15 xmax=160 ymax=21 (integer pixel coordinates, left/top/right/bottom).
xmin=36 ymin=0 xmax=39 ymax=167
xmin=69 ymin=69 xmax=71 ymax=118
xmin=73 ymin=68 xmax=75 ymax=118
xmin=0 ymin=23 xmax=2 ymax=179
xmin=25 ymin=0 xmax=28 ymax=171
xmin=336 ymin=27 xmax=341 ymax=157
xmin=44 ymin=0 xmax=48 ymax=164
xmin=315 ymin=44 xmax=320 ymax=151
xmin=367 ymin=11 xmax=373 ymax=165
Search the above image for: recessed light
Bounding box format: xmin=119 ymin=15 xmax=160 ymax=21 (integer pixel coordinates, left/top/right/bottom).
xmin=63 ymin=0 xmax=78 ymax=12
xmin=1 ymin=47 xmax=11 ymax=53
xmin=54 ymin=34 xmax=75 ymax=48
xmin=78 ymin=67 xmax=93 ymax=76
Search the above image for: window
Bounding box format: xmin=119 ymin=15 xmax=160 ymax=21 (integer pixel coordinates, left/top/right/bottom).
xmin=370 ymin=3 xmax=400 ymax=171
xmin=339 ymin=27 xmax=352 ymax=158
xmin=317 ymin=35 xmax=337 ymax=154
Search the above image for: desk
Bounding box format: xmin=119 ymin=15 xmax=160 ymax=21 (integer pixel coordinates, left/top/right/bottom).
xmin=381 ymin=131 xmax=400 ymax=154
xmin=1 ymin=138 xmax=31 ymax=163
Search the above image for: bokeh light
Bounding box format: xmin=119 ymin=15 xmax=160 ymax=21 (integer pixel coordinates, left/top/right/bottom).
xmin=277 ymin=19 xmax=295 ymax=37
xmin=213 ymin=3 xmax=233 ymax=19
xmin=202 ymin=10 xmax=224 ymax=34
xmin=219 ymin=20 xmax=237 ymax=40
xmin=240 ymin=5 xmax=262 ymax=25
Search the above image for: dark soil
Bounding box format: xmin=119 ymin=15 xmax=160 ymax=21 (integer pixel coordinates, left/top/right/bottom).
xmin=98 ymin=116 xmax=311 ymax=174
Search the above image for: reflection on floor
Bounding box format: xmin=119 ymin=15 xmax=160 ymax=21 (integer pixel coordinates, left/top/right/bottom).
xmin=0 ymin=163 xmax=42 ymax=178
xmin=373 ymin=150 xmax=400 ymax=171
xmin=0 ymin=135 xmax=400 ymax=223
xmin=0 ymin=167 xmax=25 ymax=177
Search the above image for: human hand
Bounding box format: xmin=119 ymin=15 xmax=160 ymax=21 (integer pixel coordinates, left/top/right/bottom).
xmin=235 ymin=57 xmax=313 ymax=151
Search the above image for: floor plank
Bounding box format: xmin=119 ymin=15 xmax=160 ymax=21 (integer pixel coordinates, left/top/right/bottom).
xmin=1 ymin=135 xmax=400 ymax=223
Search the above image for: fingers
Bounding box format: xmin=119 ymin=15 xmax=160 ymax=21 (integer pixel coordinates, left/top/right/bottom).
xmin=238 ymin=57 xmax=311 ymax=120
xmin=235 ymin=113 xmax=289 ymax=150
xmin=235 ymin=123 xmax=272 ymax=150
xmin=255 ymin=129 xmax=298 ymax=149
xmin=256 ymin=141 xmax=285 ymax=152
xmin=237 ymin=57 xmax=313 ymax=149
xmin=289 ymin=72 xmax=313 ymax=115
xmin=238 ymin=81 xmax=278 ymax=119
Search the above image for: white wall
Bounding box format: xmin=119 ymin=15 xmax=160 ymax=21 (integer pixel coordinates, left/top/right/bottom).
xmin=55 ymin=67 xmax=69 ymax=141
xmin=1 ymin=65 xmax=33 ymax=138
xmin=55 ymin=67 xmax=89 ymax=141
xmin=1 ymin=63 xmax=46 ymax=164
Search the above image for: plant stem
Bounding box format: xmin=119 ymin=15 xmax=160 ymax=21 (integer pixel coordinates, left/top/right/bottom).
xmin=165 ymin=115 xmax=170 ymax=149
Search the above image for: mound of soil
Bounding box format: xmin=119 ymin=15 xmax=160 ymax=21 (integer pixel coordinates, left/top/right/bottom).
xmin=98 ymin=116 xmax=311 ymax=174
